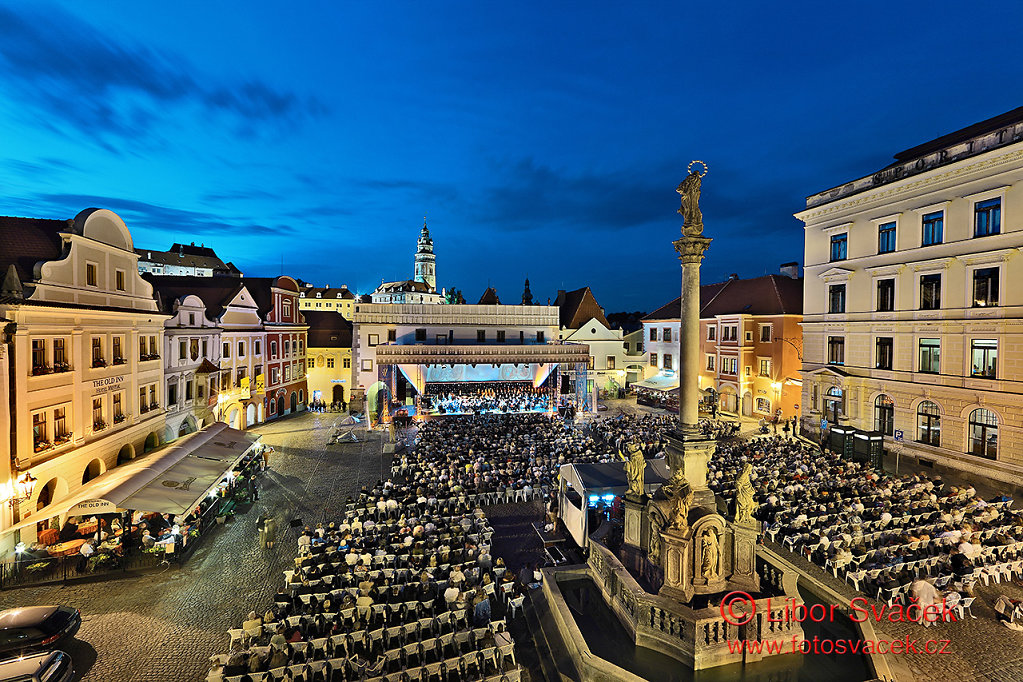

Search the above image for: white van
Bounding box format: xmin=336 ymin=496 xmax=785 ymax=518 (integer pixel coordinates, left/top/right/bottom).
xmin=0 ymin=651 xmax=73 ymax=682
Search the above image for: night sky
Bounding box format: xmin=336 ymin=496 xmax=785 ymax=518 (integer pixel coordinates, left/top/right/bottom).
xmin=2 ymin=2 xmax=1020 ymax=312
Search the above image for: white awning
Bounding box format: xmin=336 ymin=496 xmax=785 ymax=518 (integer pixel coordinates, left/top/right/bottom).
xmin=632 ymin=374 xmax=679 ymax=391
xmin=9 ymin=423 xmax=260 ymax=535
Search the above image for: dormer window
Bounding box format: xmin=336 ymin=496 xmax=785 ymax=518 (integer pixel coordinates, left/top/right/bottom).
xmin=315 ymin=293 xmax=321 ymax=298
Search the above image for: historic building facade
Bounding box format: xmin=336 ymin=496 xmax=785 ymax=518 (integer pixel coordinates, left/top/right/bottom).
xmin=135 ymin=242 xmax=239 ymax=277
xmin=555 ymin=287 xmax=630 ymax=393
xmin=371 ymin=222 xmax=444 ymax=304
xmin=643 ymin=268 xmax=803 ymax=418
xmin=304 ymin=310 xmax=354 ymax=407
xmin=797 ymin=107 xmax=1023 ymax=486
xmin=252 ymin=276 xmax=308 ymax=420
xmin=298 ymin=284 xmax=357 ymax=319
xmin=0 ymin=210 xmax=168 ymax=550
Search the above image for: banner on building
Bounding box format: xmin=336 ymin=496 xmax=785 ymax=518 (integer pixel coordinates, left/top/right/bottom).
xmin=255 ymin=373 xmax=266 ymax=394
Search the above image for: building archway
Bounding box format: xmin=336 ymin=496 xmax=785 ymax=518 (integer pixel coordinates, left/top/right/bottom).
xmin=117 ymin=443 xmax=135 ymax=465
xmin=290 ymin=392 xmax=298 ymax=413
xmin=144 ymin=431 xmax=160 ymax=453
xmin=227 ymin=407 xmax=241 ymax=430
xmin=741 ymin=391 xmax=752 ymax=417
xmin=332 ymin=385 xmax=345 ymax=404
xmin=718 ymin=385 xmax=737 ymax=414
xmin=246 ymin=403 xmax=257 ymax=427
xmin=257 ymin=403 xmax=264 ymax=423
xmin=178 ymin=416 xmax=197 ymax=438
xmin=276 ymin=396 xmax=285 ymax=416
xmin=82 ymin=458 xmax=105 ymax=485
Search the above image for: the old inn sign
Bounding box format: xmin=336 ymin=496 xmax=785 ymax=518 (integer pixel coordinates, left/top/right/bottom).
xmin=92 ymin=375 xmax=125 ymax=394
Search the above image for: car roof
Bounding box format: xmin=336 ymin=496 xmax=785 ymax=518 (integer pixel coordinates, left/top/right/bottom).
xmin=0 ymin=650 xmax=62 ymax=675
xmin=0 ymin=608 xmax=59 ymax=629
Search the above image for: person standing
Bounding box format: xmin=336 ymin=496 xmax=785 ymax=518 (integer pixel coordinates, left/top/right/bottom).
xmin=263 ymin=516 xmax=277 ymax=549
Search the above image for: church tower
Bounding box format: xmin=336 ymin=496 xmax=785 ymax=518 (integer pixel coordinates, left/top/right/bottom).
xmin=414 ymin=219 xmax=436 ymax=292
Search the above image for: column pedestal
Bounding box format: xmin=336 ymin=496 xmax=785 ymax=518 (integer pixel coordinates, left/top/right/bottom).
xmin=664 ymin=429 xmax=717 ymax=508
xmin=658 ymin=529 xmax=694 ymax=604
xmin=623 ymin=495 xmax=648 ymax=550
xmin=729 ymin=521 xmax=761 ymax=593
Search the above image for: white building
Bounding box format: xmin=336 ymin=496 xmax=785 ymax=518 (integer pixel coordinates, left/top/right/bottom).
xmin=135 ymin=242 xmax=240 ymax=277
xmin=0 ymin=210 xmax=168 ymax=551
xmin=555 ymin=287 xmax=630 ymax=393
xmin=797 ymin=106 xmax=1023 ymax=485
xmin=371 ymin=222 xmax=444 ymax=304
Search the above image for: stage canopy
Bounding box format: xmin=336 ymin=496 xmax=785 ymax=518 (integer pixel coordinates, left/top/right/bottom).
xmin=374 ymin=343 xmax=592 ymax=367
xmin=633 ymin=374 xmax=679 ymax=391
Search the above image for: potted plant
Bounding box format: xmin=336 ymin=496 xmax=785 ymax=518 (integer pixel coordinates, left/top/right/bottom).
xmin=113 ymin=356 xmax=127 ymax=365
xmin=54 ymin=432 xmax=72 ymax=445
xmin=93 ymin=420 xmax=106 ymax=432
xmin=31 ymin=365 xmax=51 ymax=376
xmin=92 ymin=358 xmax=107 ymax=368
xmin=33 ymin=439 xmax=52 ymax=453
xmin=114 ymin=413 xmax=127 ymax=424
xmin=52 ymin=361 xmax=70 ymax=373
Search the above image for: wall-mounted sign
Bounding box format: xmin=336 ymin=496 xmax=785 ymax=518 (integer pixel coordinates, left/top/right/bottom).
xmin=68 ymin=499 xmax=117 ymax=516
xmin=92 ymin=376 xmax=124 ymax=394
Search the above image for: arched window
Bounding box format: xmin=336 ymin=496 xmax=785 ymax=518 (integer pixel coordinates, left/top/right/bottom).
xmin=874 ymin=394 xmax=894 ymax=436
xmin=916 ymin=401 xmax=940 ymax=446
xmin=968 ymin=408 xmax=998 ymax=459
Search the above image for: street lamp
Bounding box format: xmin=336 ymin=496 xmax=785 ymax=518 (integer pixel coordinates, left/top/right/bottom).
xmin=8 ymin=473 xmax=37 ymax=507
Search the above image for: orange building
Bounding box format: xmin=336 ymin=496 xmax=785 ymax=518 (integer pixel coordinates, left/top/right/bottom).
xmin=644 ymin=265 xmax=803 ymax=420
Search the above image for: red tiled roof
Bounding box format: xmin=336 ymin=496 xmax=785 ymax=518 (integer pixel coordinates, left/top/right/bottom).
xmin=0 ymin=216 xmax=69 ymax=282
xmin=644 ymin=275 xmax=801 ymax=321
xmin=554 ymin=287 xmax=610 ymax=329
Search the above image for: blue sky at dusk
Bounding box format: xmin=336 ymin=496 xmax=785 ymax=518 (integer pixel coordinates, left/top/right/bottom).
xmin=1 ymin=1 xmax=1021 ymax=311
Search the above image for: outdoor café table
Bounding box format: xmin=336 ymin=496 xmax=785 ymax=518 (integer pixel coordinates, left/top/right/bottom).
xmin=77 ymin=521 xmax=98 ymax=535
xmin=48 ymin=539 xmax=86 ymax=556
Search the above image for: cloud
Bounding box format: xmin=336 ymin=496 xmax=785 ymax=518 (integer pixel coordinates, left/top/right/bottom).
xmin=0 ymin=6 xmax=324 ymax=145
xmin=34 ymin=193 xmax=295 ymax=239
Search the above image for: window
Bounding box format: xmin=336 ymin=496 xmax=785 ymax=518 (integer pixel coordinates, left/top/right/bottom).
xmin=32 ymin=412 xmax=47 ymax=444
xmin=179 ymin=340 xmax=187 ymax=360
xmin=874 ymin=394 xmax=894 ymax=436
xmin=759 ymin=325 xmax=771 ymax=342
xmin=745 ymin=331 xmax=753 ymax=342
xmin=202 ymin=339 xmax=209 ymax=358
xmin=745 ymin=365 xmax=751 ymax=376
xmin=388 ymin=330 xmax=397 ymax=343
xmin=115 ymin=269 xmax=125 ymax=291
xmin=54 ymin=407 xmax=67 ymax=438
xmin=343 ymin=357 xmax=351 ymax=369
xmin=636 ymin=341 xmax=643 ymax=353
xmin=168 ymin=382 xmax=178 ymax=405
xmin=283 ymin=299 xmax=292 ymax=317
xmin=972 ymin=268 xmax=999 ymax=307
xmin=971 ymin=339 xmax=997 ymax=378
xmin=53 ymin=338 xmax=66 ymax=368
xmin=361 ymin=359 xmax=373 ymax=371
xmin=415 ymin=329 xmax=426 ymax=342
xmin=86 ymin=262 xmax=97 ymax=286
xmin=663 ymin=328 xmax=672 ymax=343
xmin=706 ymin=355 xmax=715 ymax=371
xmin=139 ymin=387 xmax=148 ymax=413
xmin=284 ymin=340 xmax=291 ymax=356
xmin=222 ymin=342 xmax=230 ymax=359
xmin=326 ymin=357 xmax=335 ymax=369
xmin=588 ymin=356 xmax=594 ymax=370
xmin=759 ymin=359 xmax=770 ymax=376
xmin=113 ymin=394 xmax=122 ymax=420
xmin=974 ymin=198 xmax=1001 ymax=237
xmin=284 ymin=366 xmax=291 ymax=381
xmin=827 ymin=336 xmax=845 ymax=365
xmin=91 ymin=337 xmax=104 ymax=367
xmin=476 ymin=330 xmax=486 ymax=343
xmin=237 ymin=367 xmax=247 ymax=385
xmin=649 ymin=353 xmax=658 ymax=367
xmin=919 ymin=338 xmax=940 ymax=374
xmin=875 ymin=337 xmax=893 ymax=370
xmin=368 ymin=334 xmax=379 ymax=347
xmin=968 ymin=408 xmax=998 ymax=459
xmin=270 ymin=368 xmax=279 ymax=385
xmin=149 ymin=385 xmax=157 ymax=407
xmin=919 ymin=274 xmax=941 ymax=310
xmin=650 ymin=327 xmax=658 ymax=342
xmin=606 ymin=356 xmax=615 ymax=370
xmin=31 ymin=339 xmax=45 ymax=371
xmin=755 ymin=397 xmax=771 ymax=413
xmin=722 ymin=357 xmax=738 ymax=374
xmin=828 ymin=284 xmax=846 ymax=314
xmin=922 ymin=211 xmax=943 ymax=246
xmin=708 ymin=326 xmax=716 ymax=341
xmin=829 ymin=233 xmax=847 ymax=261
xmin=270 ymin=341 xmax=278 ymax=358
xmin=238 ymin=341 xmax=246 ymax=357
xmin=663 ymin=354 xmax=673 ymax=370
xmin=185 ymin=380 xmax=193 ymax=401
xmin=537 ymin=331 xmax=545 ymax=343
xmin=497 ymin=330 xmax=506 ymax=343
xmin=877 ymin=221 xmax=896 ymax=254
xmin=189 ymin=313 xmax=195 ymax=326
xmin=876 ymin=279 xmax=895 ymax=312
xmin=254 ymin=340 xmax=261 ymax=356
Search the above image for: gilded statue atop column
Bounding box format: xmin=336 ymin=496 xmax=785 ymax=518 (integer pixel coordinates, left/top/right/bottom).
xmin=734 ymin=461 xmax=759 ymax=526
xmin=622 ymin=439 xmax=646 ymax=498
xmin=676 ymin=168 xmax=704 ymax=237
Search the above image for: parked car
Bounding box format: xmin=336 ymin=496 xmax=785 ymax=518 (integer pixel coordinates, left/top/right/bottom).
xmin=0 ymin=606 xmax=81 ymax=657
xmin=0 ymin=650 xmax=74 ymax=682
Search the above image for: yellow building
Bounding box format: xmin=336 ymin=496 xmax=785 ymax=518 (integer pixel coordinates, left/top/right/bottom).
xmin=303 ymin=310 xmax=353 ymax=407
xmin=298 ymin=284 xmax=357 ymax=320
xmin=797 ymin=106 xmax=1023 ymax=486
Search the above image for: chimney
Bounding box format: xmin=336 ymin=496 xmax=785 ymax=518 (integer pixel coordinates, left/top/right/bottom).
xmin=780 ymin=262 xmax=800 ymax=279
xmin=729 ymin=273 xmax=739 ymax=281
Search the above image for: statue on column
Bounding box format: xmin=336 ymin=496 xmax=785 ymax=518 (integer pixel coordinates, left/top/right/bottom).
xmin=622 ymin=439 xmax=646 ymax=498
xmin=676 ymin=168 xmax=704 ymax=237
xmin=734 ymin=462 xmax=759 ymax=526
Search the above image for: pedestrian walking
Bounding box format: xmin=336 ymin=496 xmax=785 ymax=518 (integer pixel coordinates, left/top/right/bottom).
xmin=263 ymin=516 xmax=277 ymax=549
xmin=248 ymin=475 xmax=259 ymax=501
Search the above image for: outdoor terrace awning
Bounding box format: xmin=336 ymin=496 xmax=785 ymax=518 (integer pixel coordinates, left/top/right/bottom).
xmin=633 ymin=374 xmax=679 ymax=392
xmin=8 ymin=423 xmax=260 ymax=535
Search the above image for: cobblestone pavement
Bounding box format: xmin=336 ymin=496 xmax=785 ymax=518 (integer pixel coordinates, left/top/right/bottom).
xmin=0 ymin=411 xmax=388 ymax=681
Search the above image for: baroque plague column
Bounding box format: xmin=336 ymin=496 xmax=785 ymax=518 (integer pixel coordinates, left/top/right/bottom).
xmin=623 ymin=162 xmax=759 ymax=601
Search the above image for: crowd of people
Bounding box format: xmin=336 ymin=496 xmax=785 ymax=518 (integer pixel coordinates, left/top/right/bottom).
xmin=421 ymin=383 xmax=552 ymax=416
xmin=710 ymin=436 xmax=1022 ymax=620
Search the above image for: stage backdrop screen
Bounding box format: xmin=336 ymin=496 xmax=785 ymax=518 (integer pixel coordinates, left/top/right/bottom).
xmin=424 ymin=363 xmax=540 ymax=383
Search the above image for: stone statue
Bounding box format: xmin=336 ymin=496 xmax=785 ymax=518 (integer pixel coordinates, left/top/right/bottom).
xmin=668 ymin=485 xmax=695 ymax=532
xmin=701 ymin=529 xmax=720 ymax=580
xmin=734 ymin=462 xmax=759 ymax=526
xmin=676 ymin=170 xmax=704 ymax=236
xmin=649 ymin=508 xmax=665 ymax=561
xmin=622 ymin=439 xmax=646 ymax=498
